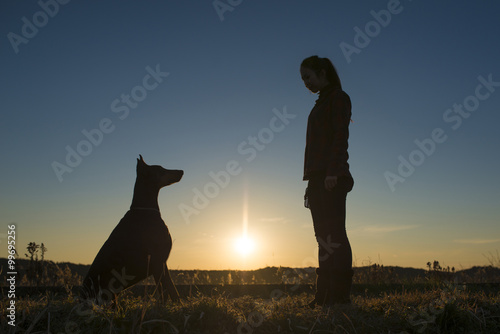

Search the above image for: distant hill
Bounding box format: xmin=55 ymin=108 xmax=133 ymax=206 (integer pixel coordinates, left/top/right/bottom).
xmin=0 ymin=258 xmax=88 ymax=286
xmin=16 ymin=259 xmax=90 ymax=278
xmin=1 ymin=258 xmax=499 ymax=286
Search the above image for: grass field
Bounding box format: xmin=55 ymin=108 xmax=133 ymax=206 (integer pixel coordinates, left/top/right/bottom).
xmin=2 ymin=255 xmax=500 ymax=333
xmin=2 ymin=282 xmax=499 ymax=333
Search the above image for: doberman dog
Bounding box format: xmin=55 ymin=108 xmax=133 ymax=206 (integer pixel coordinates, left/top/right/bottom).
xmin=82 ymin=155 xmax=183 ymax=304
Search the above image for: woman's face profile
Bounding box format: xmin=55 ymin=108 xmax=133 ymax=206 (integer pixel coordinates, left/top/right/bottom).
xmin=300 ymin=67 xmax=326 ymax=93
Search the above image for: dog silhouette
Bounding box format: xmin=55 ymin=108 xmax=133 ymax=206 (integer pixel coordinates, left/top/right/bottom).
xmin=82 ymin=155 xmax=183 ymax=303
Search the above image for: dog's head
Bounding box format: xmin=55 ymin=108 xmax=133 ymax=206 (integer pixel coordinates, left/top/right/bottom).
xmin=137 ymin=155 xmax=184 ymax=188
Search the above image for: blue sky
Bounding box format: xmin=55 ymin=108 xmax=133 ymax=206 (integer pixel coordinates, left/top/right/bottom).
xmin=1 ymin=0 xmax=499 ymax=270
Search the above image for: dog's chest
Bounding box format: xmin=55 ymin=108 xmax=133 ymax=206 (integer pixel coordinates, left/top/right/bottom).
xmin=110 ymin=210 xmax=170 ymax=242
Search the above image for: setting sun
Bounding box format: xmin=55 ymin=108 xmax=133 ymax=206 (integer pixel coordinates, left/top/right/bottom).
xmin=234 ymin=236 xmax=255 ymax=256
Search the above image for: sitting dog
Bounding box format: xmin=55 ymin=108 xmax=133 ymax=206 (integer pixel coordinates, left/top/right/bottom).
xmin=82 ymin=155 xmax=183 ymax=304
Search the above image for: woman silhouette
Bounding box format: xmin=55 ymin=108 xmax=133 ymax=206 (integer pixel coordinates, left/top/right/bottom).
xmin=300 ymin=56 xmax=354 ymax=307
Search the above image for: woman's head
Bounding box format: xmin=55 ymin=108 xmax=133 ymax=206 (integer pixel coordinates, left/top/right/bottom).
xmin=300 ymin=56 xmax=342 ymax=93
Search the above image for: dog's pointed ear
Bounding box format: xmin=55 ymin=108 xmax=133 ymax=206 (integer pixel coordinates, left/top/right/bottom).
xmin=137 ymin=155 xmax=148 ymax=172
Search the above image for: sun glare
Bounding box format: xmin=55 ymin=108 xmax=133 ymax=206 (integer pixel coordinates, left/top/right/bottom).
xmin=234 ymin=236 xmax=255 ymax=256
xmin=233 ymin=182 xmax=256 ymax=257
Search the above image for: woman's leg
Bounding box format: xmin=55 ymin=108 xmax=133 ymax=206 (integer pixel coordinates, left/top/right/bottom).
xmin=308 ymin=176 xmax=353 ymax=305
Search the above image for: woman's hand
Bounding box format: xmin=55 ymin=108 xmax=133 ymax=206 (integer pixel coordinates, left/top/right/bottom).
xmin=324 ymin=176 xmax=338 ymax=191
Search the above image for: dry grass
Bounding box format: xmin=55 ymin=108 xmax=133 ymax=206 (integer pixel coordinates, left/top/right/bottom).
xmin=2 ymin=282 xmax=499 ymax=333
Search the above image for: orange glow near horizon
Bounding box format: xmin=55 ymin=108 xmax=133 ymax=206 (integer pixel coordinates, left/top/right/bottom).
xmin=234 ymin=235 xmax=256 ymax=256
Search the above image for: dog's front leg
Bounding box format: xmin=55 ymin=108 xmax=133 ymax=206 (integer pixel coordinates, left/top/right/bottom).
xmin=162 ymin=265 xmax=180 ymax=303
xmin=153 ymin=264 xmax=180 ymax=303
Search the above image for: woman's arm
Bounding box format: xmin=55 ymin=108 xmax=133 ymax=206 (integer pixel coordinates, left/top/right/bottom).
xmin=325 ymin=91 xmax=351 ymax=190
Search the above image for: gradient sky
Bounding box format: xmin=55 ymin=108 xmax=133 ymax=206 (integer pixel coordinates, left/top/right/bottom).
xmin=1 ymin=0 xmax=499 ymax=271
